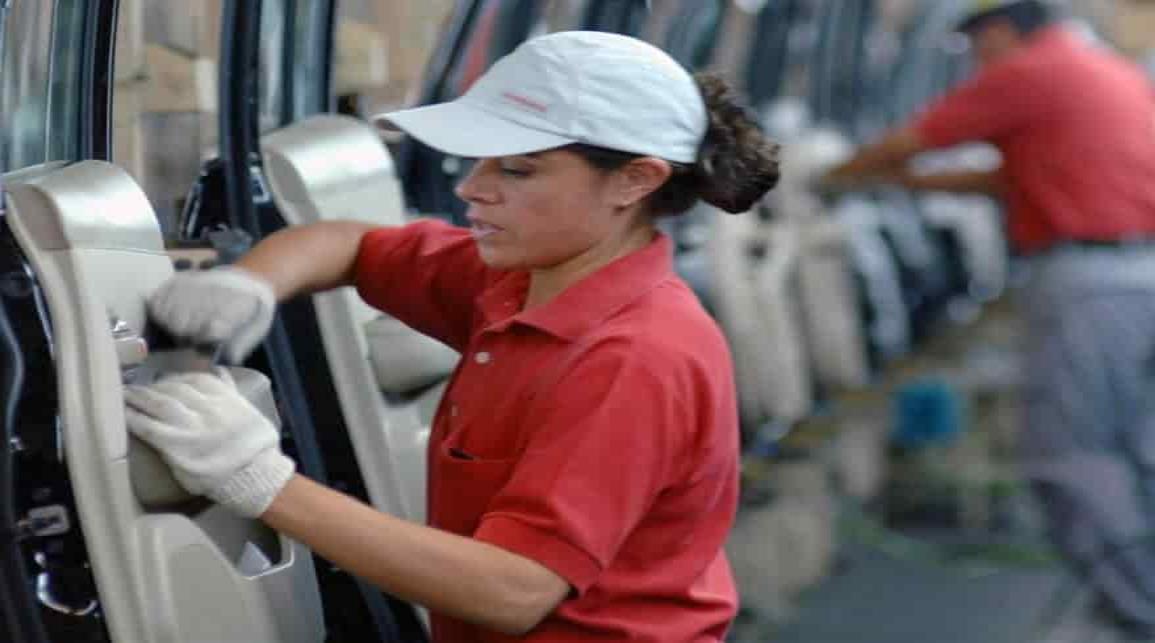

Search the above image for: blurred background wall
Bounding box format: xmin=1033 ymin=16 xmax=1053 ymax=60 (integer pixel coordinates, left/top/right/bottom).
xmin=111 ymin=0 xmax=455 ymax=233
xmin=109 ymin=0 xmax=1154 ymax=234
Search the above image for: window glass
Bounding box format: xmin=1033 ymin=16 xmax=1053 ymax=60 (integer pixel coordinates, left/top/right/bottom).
xmin=290 ymin=0 xmax=332 ymax=119
xmin=332 ymin=0 xmax=638 ymax=120
xmin=114 ymin=1 xmax=222 ymax=235
xmin=582 ymin=0 xmax=647 ymax=36
xmin=664 ymin=0 xmax=726 ymax=70
xmin=333 ymin=0 xmax=456 ymax=116
xmin=440 ymin=0 xmax=605 ymax=103
xmin=1 ymin=1 xmax=87 ymax=170
xmin=47 ymin=0 xmax=89 ymax=161
xmin=744 ymin=0 xmax=802 ymax=109
xmin=258 ymin=0 xmax=289 ymax=132
xmin=887 ymin=5 xmax=967 ymax=125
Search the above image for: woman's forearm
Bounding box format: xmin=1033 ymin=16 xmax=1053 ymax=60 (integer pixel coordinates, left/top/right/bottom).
xmin=900 ymin=169 xmax=1004 ymax=196
xmin=235 ymin=221 xmax=381 ymax=300
xmin=260 ymin=475 xmax=569 ymax=636
xmin=826 ymin=127 xmax=926 ymax=182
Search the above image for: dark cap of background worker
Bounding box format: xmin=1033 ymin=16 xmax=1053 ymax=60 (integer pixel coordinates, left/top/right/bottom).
xmin=955 ymin=0 xmax=1057 ymax=34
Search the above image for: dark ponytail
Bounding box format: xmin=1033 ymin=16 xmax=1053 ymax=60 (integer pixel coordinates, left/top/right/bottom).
xmin=565 ymin=72 xmax=780 ymax=216
xmin=692 ymin=72 xmax=781 ymax=214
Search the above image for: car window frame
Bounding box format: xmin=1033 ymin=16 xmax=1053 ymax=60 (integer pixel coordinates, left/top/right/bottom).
xmin=0 ymin=1 xmax=119 ymax=641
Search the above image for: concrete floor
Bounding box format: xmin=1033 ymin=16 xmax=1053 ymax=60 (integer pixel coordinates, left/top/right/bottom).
xmin=733 ymin=541 xmax=1148 ymax=643
xmin=724 ymin=300 xmax=1154 ymax=643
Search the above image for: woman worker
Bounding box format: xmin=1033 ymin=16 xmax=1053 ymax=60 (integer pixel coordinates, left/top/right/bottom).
xmin=124 ymin=31 xmax=781 ymax=642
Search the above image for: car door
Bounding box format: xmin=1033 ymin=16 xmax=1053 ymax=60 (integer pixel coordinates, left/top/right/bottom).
xmin=3 ymin=0 xmax=322 ymax=641
xmin=1 ymin=1 xmax=429 ymax=640
xmin=1 ymin=4 xmax=125 ymax=642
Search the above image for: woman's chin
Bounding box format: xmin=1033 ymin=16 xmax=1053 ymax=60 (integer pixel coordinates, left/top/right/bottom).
xmin=476 ymin=246 xmax=519 ymax=270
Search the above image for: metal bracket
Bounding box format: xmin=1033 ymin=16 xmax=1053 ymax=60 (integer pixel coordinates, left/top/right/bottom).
xmin=250 ymin=165 xmax=271 ymax=204
xmin=16 ymin=505 xmax=71 ymax=540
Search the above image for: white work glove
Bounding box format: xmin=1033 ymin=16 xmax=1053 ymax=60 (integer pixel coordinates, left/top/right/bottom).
xmin=123 ymin=370 xmax=296 ymax=518
xmin=148 ymin=266 xmax=276 ymax=364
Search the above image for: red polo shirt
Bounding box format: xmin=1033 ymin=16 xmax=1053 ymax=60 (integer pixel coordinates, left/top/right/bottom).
xmin=914 ymin=26 xmax=1155 ymax=254
xmin=354 ymin=220 xmax=740 ymax=642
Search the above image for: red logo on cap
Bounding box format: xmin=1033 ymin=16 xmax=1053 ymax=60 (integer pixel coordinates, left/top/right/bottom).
xmin=501 ymin=91 xmax=549 ymax=114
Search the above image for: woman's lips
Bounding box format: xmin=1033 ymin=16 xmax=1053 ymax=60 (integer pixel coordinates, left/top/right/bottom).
xmin=470 ymin=221 xmax=503 ymax=240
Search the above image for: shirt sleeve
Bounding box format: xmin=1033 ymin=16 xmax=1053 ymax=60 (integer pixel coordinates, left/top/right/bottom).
xmin=473 ymin=340 xmax=689 ymax=593
xmin=353 ymin=219 xmax=494 ymax=351
xmin=914 ymin=62 xmax=1039 ymax=149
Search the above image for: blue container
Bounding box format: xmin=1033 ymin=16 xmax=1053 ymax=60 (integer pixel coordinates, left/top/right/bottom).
xmin=891 ymin=377 xmax=966 ymax=449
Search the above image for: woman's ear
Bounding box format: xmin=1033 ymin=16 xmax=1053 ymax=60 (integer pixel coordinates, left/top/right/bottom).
xmin=611 ymin=157 xmax=673 ymax=210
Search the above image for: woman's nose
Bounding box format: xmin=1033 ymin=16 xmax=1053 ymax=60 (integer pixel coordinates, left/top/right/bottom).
xmin=455 ymin=160 xmax=497 ymax=204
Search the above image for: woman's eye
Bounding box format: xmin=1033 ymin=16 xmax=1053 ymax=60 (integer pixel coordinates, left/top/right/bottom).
xmin=500 ymin=166 xmax=531 ymax=178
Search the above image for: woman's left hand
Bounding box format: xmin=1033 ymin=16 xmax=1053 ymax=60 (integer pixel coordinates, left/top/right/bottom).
xmin=123 ymin=370 xmax=296 ymax=518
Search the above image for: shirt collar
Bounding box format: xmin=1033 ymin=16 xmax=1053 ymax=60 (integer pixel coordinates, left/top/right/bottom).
xmin=476 ymin=232 xmax=676 ymax=341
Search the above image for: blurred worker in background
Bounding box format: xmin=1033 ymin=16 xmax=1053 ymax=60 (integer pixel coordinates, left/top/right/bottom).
xmin=823 ymin=0 xmax=1155 ymax=638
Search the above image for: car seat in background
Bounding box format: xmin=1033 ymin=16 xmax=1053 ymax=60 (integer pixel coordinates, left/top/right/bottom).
xmin=706 ymin=104 xmax=818 ymax=431
xmin=920 ymin=193 xmax=1008 ymax=304
xmin=708 ymin=206 xmax=814 ymax=438
xmin=770 ymin=126 xmax=873 ymax=392
xmin=262 ymin=114 xmax=460 ymax=525
xmin=872 ymin=185 xmax=956 ymax=340
xmin=831 ymin=193 xmax=911 ymax=367
xmin=5 ymin=161 xmax=326 ymax=643
xmin=753 ymin=219 xmax=816 ymax=424
xmin=913 ymin=144 xmax=1008 ymax=307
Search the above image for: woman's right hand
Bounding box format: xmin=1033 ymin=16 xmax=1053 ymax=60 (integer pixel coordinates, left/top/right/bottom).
xmin=148 ymin=266 xmax=277 ymax=363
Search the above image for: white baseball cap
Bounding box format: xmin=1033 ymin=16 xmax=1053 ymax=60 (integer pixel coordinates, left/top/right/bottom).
xmin=379 ymin=31 xmax=708 ymax=164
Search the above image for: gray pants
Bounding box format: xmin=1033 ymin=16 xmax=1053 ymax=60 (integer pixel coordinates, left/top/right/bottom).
xmin=1018 ymin=246 xmax=1155 ymax=626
